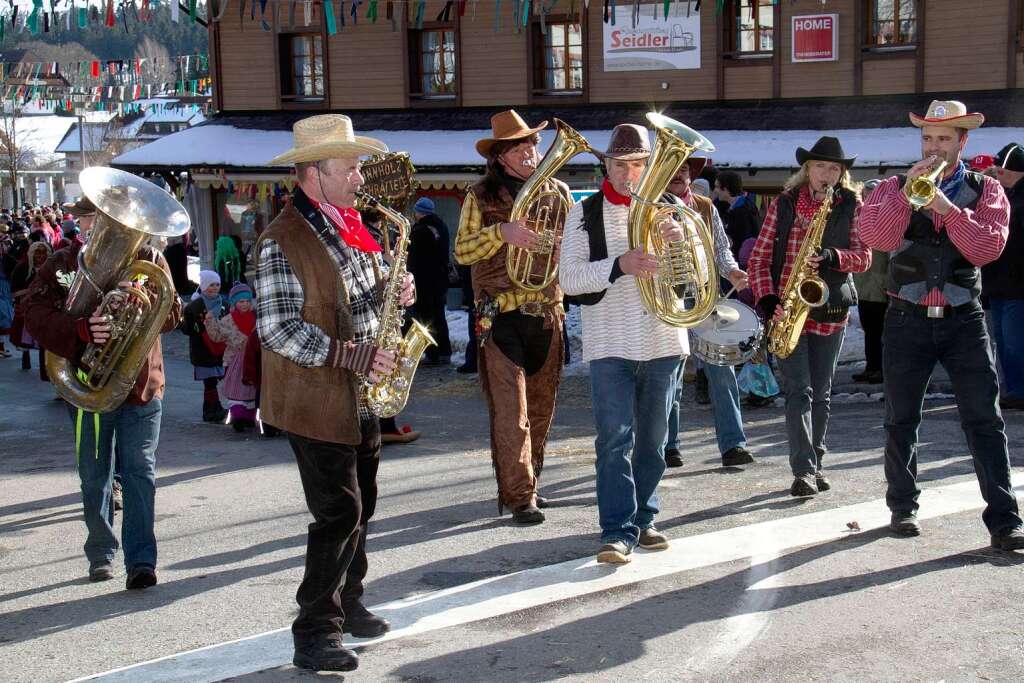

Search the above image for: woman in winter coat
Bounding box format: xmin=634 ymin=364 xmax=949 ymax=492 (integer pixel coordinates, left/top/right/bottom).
xmin=205 ymin=284 xmax=258 ymax=432
xmin=181 ymin=270 xmax=228 ymax=422
xmin=10 ymin=241 xmax=52 ymax=372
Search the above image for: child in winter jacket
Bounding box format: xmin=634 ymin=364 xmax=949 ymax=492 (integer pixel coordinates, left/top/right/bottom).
xmin=206 ymin=283 xmax=258 ymax=431
xmin=181 ymin=270 xmax=227 ymax=422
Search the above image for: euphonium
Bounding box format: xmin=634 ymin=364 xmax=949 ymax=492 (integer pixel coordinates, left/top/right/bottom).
xmin=627 ymin=113 xmax=718 ymax=328
xmin=46 ymin=167 xmax=190 ymax=413
xmin=355 ymin=191 xmax=436 ymax=418
xmin=904 ymin=159 xmax=949 ymax=210
xmin=507 ymin=118 xmax=597 ymax=291
xmin=766 ymin=186 xmax=834 ymax=359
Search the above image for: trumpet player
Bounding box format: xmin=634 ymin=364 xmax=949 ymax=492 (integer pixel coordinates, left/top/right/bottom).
xmin=258 ymin=115 xmax=416 ymax=673
xmin=860 ymin=100 xmax=1024 ymax=549
xmin=560 ymin=124 xmax=701 ymax=564
xmin=748 ymin=136 xmax=871 ymax=498
xmin=23 ymin=194 xmax=182 ymax=590
xmin=454 ymin=110 xmax=569 ymax=526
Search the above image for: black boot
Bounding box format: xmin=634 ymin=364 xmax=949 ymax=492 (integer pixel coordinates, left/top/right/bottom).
xmin=293 ymin=634 xmax=359 ymax=672
xmin=342 ymin=601 xmax=391 ymax=638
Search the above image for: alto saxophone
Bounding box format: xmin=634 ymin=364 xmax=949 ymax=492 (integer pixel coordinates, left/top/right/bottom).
xmin=355 ymin=191 xmax=436 ymax=418
xmin=766 ymin=186 xmax=834 ymax=359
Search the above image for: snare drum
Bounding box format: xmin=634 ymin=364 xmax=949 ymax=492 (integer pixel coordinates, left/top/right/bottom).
xmin=692 ymin=300 xmax=764 ymax=366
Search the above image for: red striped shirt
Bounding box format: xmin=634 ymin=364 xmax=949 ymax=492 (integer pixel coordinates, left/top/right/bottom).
xmin=859 ymin=175 xmax=1009 ymax=305
xmin=748 ymin=186 xmax=871 ymax=336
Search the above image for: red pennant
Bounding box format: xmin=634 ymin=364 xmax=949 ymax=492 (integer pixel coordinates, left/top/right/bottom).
xmin=105 ymin=0 xmax=115 ymax=27
xmin=91 ymin=61 xmax=100 ymax=78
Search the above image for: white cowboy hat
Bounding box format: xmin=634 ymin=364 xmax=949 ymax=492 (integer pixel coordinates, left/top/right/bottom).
xmin=267 ymin=114 xmax=388 ymax=166
xmin=909 ymin=100 xmax=985 ymax=130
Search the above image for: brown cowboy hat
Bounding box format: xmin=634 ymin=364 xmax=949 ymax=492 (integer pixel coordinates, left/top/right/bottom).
xmin=598 ymin=123 xmax=652 ymax=161
xmin=268 ymin=114 xmax=388 ymax=166
xmin=475 ymin=110 xmax=548 ymax=158
xmin=62 ymin=195 xmax=97 ymax=217
xmin=909 ymin=100 xmax=985 ymax=130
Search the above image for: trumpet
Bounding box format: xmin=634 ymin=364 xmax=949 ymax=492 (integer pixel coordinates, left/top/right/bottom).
xmin=904 ymin=159 xmax=949 ymax=210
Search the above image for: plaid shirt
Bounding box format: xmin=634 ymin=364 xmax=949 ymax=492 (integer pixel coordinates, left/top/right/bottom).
xmin=454 ymin=190 xmax=556 ymax=312
xmin=256 ymin=190 xmax=381 ymax=417
xmin=748 ymin=185 xmax=871 ymax=336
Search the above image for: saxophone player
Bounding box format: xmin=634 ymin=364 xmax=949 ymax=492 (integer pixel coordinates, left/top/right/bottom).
xmin=747 ymin=136 xmax=871 ymax=498
xmin=258 ymin=115 xmax=415 ymax=673
xmin=454 ymin=110 xmax=570 ymax=526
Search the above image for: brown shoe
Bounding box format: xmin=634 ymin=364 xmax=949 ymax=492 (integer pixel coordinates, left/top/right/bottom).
xmin=512 ymin=504 xmax=545 ymax=525
xmin=638 ymin=527 xmax=669 ymax=550
xmin=596 ymin=541 xmax=632 ymax=564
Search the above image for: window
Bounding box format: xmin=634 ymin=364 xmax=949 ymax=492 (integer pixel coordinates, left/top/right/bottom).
xmin=866 ymin=0 xmax=917 ymax=47
xmin=278 ymin=34 xmax=324 ymax=101
xmin=723 ymin=0 xmax=774 ymax=56
xmin=409 ymin=28 xmax=457 ymax=98
xmin=532 ymin=20 xmax=584 ymax=95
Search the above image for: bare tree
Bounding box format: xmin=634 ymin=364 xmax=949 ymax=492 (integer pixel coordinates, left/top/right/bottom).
xmin=134 ymin=36 xmax=176 ymax=88
xmin=0 ymin=106 xmax=37 ymax=207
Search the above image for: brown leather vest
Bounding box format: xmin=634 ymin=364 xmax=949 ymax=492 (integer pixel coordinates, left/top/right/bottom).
xmin=256 ymin=205 xmax=362 ymax=445
xmin=690 ymin=193 xmax=715 ymax=234
xmin=467 ymin=179 xmax=567 ymax=305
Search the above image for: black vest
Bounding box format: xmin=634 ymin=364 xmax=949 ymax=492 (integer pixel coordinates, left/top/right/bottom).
xmin=770 ymin=186 xmax=858 ymax=323
xmin=887 ymin=171 xmax=984 ymax=305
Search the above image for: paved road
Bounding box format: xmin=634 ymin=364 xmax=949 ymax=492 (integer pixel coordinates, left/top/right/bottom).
xmin=0 ymin=334 xmax=1021 ymax=682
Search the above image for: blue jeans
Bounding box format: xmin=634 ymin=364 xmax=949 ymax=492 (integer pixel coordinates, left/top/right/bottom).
xmin=776 ymin=330 xmax=845 ymax=477
xmin=590 ymin=355 xmax=680 ymax=547
xmin=667 ymin=359 xmax=747 ymax=455
xmin=989 ymin=298 xmax=1024 ymax=399
xmin=67 ymin=399 xmax=161 ymax=569
xmin=883 ymin=306 xmax=1021 ymax=534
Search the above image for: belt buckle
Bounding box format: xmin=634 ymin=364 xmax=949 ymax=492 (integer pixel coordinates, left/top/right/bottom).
xmin=926 ymin=305 xmax=945 ymax=319
xmin=519 ymin=301 xmax=544 ymax=317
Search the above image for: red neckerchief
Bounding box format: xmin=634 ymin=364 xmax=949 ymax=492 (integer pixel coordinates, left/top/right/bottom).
xmin=602 ymin=178 xmax=632 ymax=206
xmin=314 ymin=201 xmax=383 ymax=253
xmin=230 ymin=308 xmax=257 ymax=337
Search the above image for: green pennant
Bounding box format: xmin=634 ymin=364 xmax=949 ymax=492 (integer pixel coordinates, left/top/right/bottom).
xmin=324 ymin=0 xmax=338 ymax=35
xmin=190 ymin=0 xmax=197 ymax=22
xmin=368 ymin=0 xmax=378 ymax=22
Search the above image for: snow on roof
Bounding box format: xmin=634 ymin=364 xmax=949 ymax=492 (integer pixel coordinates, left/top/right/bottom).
xmin=54 ymin=122 xmax=109 ymax=153
xmin=113 ymin=121 xmax=1024 ymax=170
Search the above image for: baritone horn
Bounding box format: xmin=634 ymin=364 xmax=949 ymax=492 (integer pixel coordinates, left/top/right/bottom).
xmin=628 ymin=113 xmax=718 ymax=328
xmin=507 ymin=119 xmax=598 ymax=291
xmin=46 ymin=167 xmax=191 ymax=413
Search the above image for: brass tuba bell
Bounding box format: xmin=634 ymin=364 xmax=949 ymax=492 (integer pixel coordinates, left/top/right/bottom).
xmin=507 ymin=119 xmax=598 ymax=291
xmin=46 ymin=167 xmax=191 ymax=413
xmin=627 ymin=113 xmax=719 ymax=328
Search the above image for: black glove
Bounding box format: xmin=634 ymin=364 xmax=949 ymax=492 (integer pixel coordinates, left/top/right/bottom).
xmin=756 ymin=294 xmax=780 ymax=322
xmin=817 ymin=248 xmax=839 ymax=269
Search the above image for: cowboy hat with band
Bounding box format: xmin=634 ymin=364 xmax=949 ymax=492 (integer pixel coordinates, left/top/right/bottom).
xmin=475 ymin=110 xmax=548 ymax=158
xmin=268 ymin=114 xmax=388 ymax=166
xmin=909 ymin=100 xmax=985 ymax=131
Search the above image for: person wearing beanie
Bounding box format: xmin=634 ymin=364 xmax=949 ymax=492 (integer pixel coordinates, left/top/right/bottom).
xmin=206 ymin=283 xmax=258 ymax=431
xmin=408 ymin=195 xmax=452 ymax=367
xmin=181 ymin=269 xmax=228 ymax=422
xmin=982 ymin=143 xmax=1024 ymax=410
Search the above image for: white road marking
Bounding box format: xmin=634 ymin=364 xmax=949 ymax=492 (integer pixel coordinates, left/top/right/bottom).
xmin=69 ymin=475 xmax=1020 ymax=683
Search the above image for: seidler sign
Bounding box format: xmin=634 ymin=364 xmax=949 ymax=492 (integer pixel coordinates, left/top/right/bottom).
xmin=603 ymin=4 xmax=701 ymax=72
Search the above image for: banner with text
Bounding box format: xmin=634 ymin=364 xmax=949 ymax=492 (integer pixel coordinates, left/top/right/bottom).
xmin=603 ymin=6 xmax=701 ymax=72
xmin=792 ymin=14 xmax=839 ymax=63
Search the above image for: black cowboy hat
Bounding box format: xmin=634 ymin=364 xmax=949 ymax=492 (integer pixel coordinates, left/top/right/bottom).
xmin=795 ymin=136 xmax=856 ymax=169
xmin=995 ymin=143 xmax=1024 ymax=173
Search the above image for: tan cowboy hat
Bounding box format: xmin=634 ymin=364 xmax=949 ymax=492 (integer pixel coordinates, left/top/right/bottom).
xmin=476 ymin=110 xmax=549 ymax=157
xmin=909 ymin=100 xmax=985 ymax=130
xmin=267 ymin=114 xmax=388 ymax=166
xmin=62 ymin=195 xmax=97 ymax=217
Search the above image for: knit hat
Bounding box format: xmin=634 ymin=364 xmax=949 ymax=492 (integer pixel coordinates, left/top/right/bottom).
xmin=691 ymin=178 xmax=712 ymax=198
xmin=229 ymin=283 xmax=253 ymax=305
xmin=199 ymin=270 xmax=221 ymax=291
xmin=414 ymin=197 xmax=435 ymax=215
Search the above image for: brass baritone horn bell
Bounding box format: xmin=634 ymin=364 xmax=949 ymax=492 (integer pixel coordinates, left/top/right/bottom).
xmin=507 ymin=119 xmax=598 ymax=291
xmin=627 ymin=113 xmax=719 ymax=328
xmin=46 ymin=167 xmax=191 ymax=413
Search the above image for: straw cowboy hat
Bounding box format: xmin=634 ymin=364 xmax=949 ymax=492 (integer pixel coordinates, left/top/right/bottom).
xmin=795 ymin=136 xmax=857 ymax=169
xmin=909 ymin=100 xmax=985 ymax=130
xmin=267 ymin=114 xmax=388 ymax=166
xmin=475 ymin=110 xmax=548 ymax=157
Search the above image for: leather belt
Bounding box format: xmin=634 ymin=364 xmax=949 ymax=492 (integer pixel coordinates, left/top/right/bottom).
xmin=888 ymin=297 xmax=980 ymax=319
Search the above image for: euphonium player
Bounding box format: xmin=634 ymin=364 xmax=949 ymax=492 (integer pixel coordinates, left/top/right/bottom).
xmin=23 ymin=193 xmax=182 ymax=590
xmin=258 ymin=115 xmax=416 ymax=673
xmin=747 ymin=136 xmax=871 ymax=498
xmin=860 ymin=100 xmax=1023 ymax=548
xmin=455 ymin=110 xmax=570 ymax=526
xmin=559 ymin=123 xmax=704 ymax=564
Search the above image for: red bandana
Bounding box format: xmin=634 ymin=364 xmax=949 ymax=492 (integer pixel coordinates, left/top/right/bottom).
xmin=314 ymin=201 xmax=383 ymax=253
xmin=601 ymin=178 xmax=632 ymax=206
